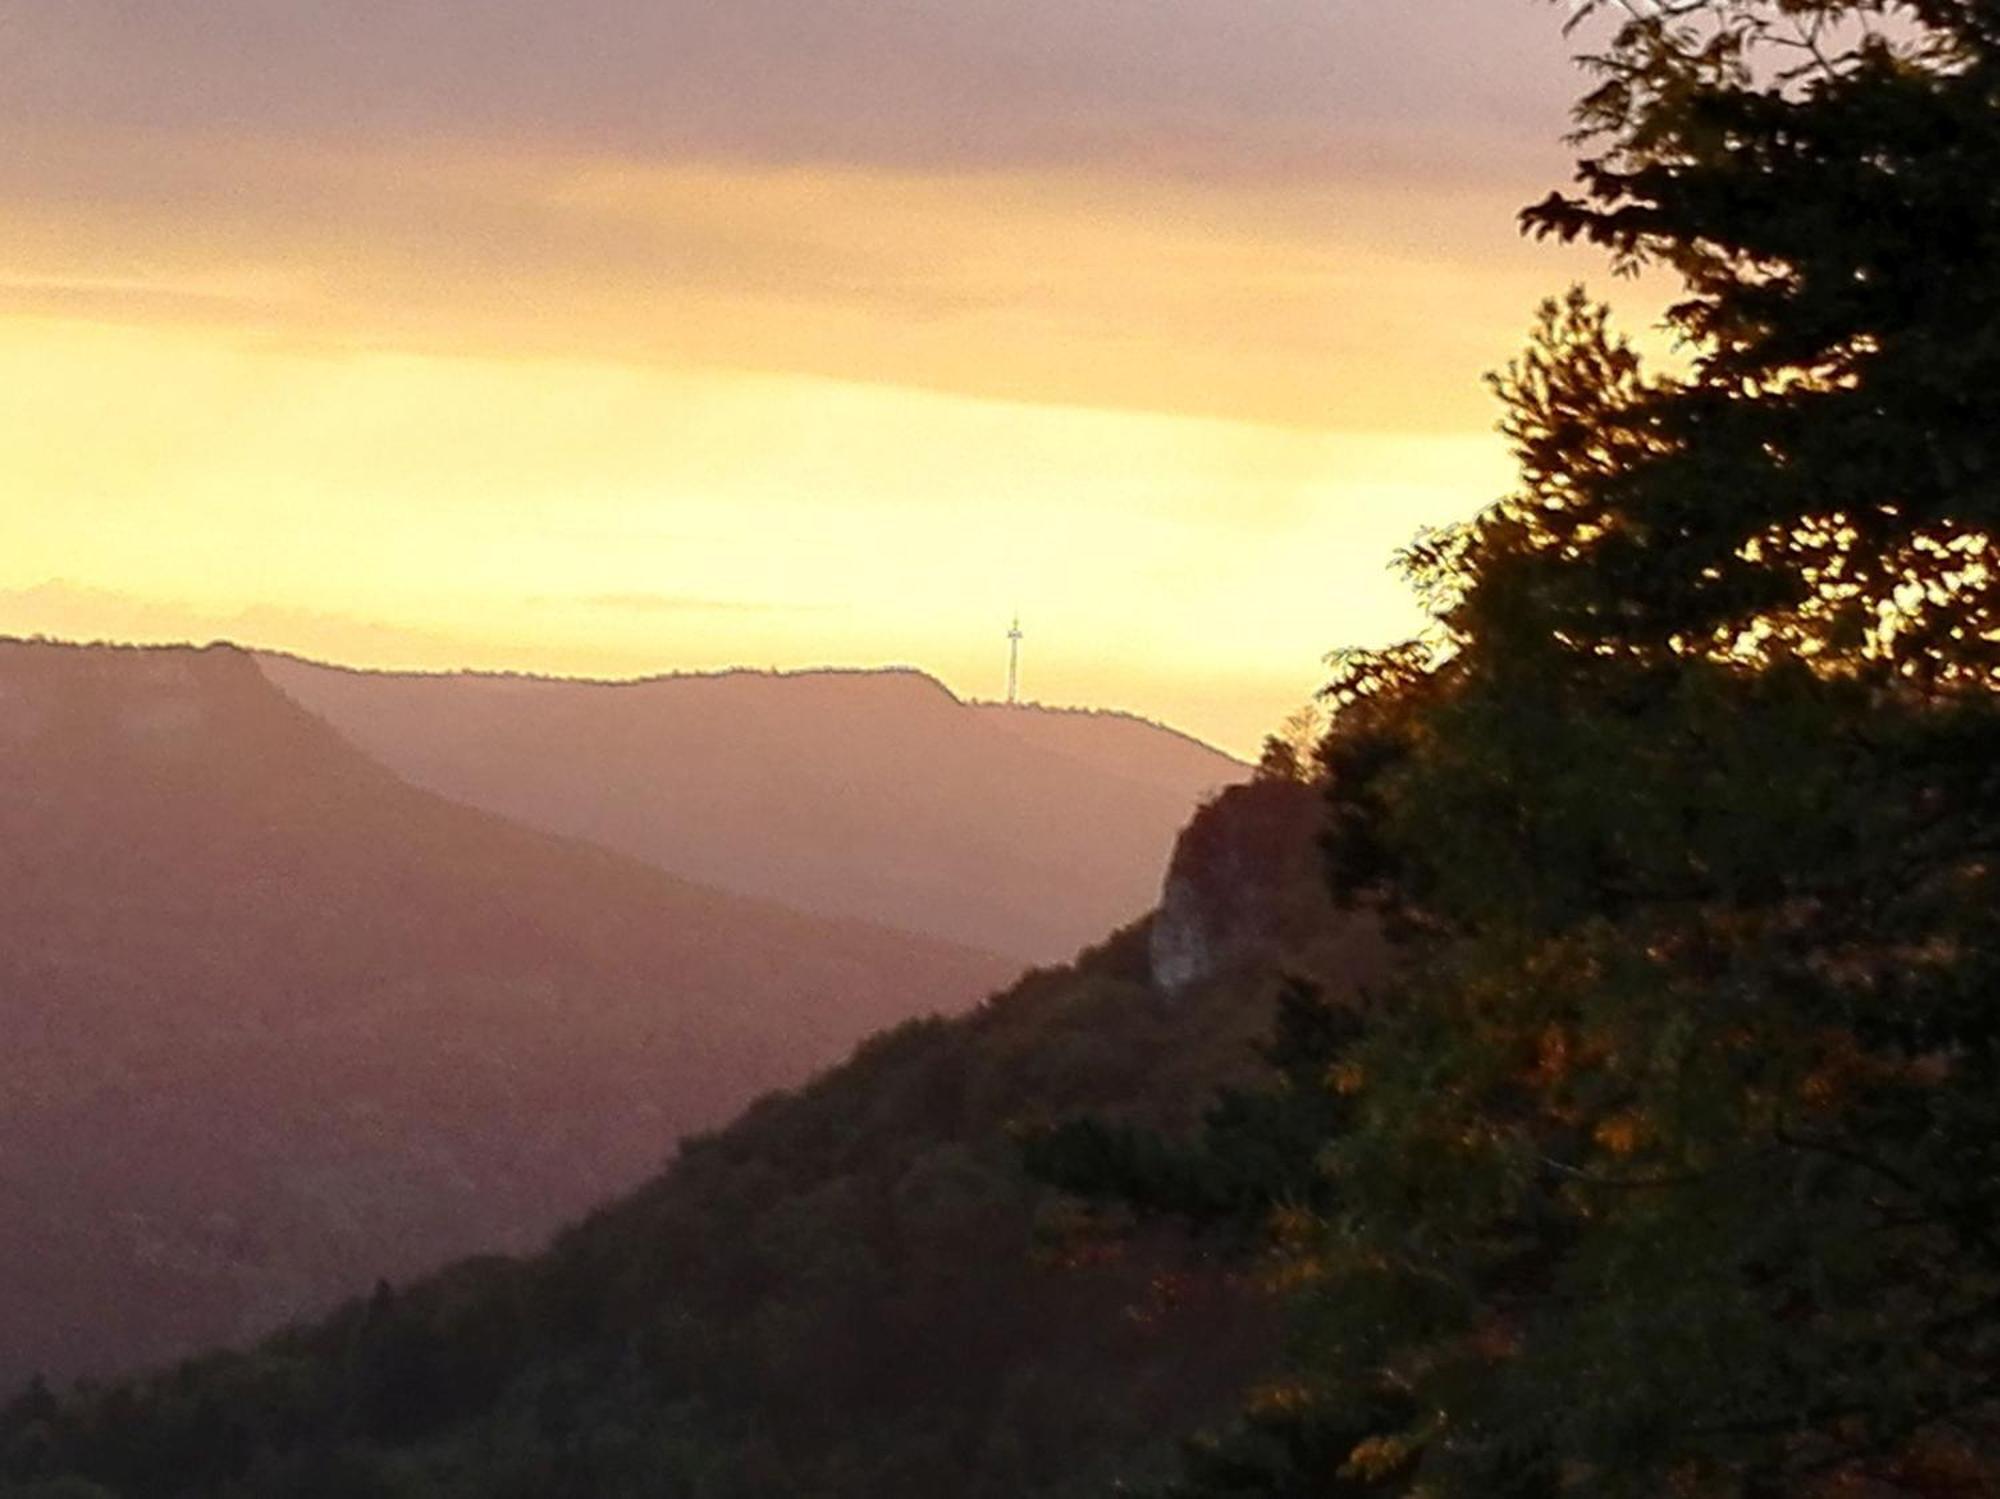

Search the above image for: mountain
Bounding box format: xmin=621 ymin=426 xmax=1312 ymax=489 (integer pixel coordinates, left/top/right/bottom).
xmin=0 ymin=777 xmax=1385 ymax=1499
xmin=0 ymin=639 xmax=1016 ymax=1386
xmin=967 ymin=699 xmax=1246 ymax=800
xmin=255 ymin=655 xmax=1245 ymax=965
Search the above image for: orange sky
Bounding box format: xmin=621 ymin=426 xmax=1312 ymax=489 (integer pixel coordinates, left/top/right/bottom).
xmin=0 ymin=1 xmax=1642 ymax=756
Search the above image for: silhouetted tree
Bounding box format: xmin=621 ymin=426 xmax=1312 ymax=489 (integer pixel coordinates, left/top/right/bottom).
xmin=1062 ymin=3 xmax=2000 ymax=1493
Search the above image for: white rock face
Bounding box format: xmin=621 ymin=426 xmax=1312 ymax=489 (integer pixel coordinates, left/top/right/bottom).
xmin=1146 ymin=778 xmax=1326 ymax=998
xmin=1149 ymin=872 xmax=1214 ymax=996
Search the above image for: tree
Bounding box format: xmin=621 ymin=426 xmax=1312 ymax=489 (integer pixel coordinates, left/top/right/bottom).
xmin=1257 ymin=706 xmax=1328 ymax=785
xmin=1061 ymin=4 xmax=2000 ymax=1494
xmin=1508 ymin=0 xmax=2000 ymax=683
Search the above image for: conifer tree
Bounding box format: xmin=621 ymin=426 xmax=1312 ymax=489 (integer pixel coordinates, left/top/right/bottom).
xmin=1076 ymin=4 xmax=2000 ymax=1493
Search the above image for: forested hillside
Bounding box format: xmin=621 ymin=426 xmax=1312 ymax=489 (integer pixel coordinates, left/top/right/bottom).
xmin=0 ymin=779 xmax=1383 ymax=1498
xmin=0 ymin=640 xmax=1013 ymax=1386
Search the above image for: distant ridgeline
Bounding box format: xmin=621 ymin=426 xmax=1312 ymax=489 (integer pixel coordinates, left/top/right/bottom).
xmin=0 ymin=760 xmax=1381 ymax=1499
xmin=256 ymin=653 xmax=1245 ymax=965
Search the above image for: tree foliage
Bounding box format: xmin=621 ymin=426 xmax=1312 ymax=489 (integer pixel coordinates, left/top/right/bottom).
xmin=1053 ymin=3 xmax=2000 ymax=1494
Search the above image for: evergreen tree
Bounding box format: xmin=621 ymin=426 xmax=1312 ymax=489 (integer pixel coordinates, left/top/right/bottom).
xmin=1064 ymin=3 xmax=2000 ymax=1493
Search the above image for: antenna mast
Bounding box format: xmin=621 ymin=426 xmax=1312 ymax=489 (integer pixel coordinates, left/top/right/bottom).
xmin=1006 ymin=615 xmax=1023 ymax=706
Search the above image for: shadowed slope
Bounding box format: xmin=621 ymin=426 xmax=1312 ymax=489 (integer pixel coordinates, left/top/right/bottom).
xmin=1 ymin=782 xmax=1382 ymax=1499
xmin=0 ymin=639 xmax=1015 ymax=1384
xmin=256 ymin=655 xmax=1245 ymax=964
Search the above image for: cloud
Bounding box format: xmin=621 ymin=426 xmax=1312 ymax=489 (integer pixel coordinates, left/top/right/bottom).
xmin=0 ymin=273 xmax=285 ymax=329
xmin=0 ymin=2 xmax=1577 ymax=177
xmin=540 ymin=593 xmax=840 ymax=615
xmin=0 ymin=581 xmax=763 ymax=683
xmin=0 ymin=581 xmax=475 ymax=663
xmin=0 ymin=3 xmax=1612 ymax=431
xmin=0 ymin=140 xmax=1600 ymax=432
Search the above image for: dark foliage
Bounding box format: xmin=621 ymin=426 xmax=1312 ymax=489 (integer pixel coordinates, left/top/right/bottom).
xmin=1037 ymin=4 xmax=2000 ymax=1495
xmin=1023 ymin=983 xmax=1358 ymax=1234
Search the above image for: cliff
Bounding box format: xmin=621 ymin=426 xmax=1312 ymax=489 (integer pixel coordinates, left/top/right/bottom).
xmin=1150 ymin=777 xmax=1386 ymax=998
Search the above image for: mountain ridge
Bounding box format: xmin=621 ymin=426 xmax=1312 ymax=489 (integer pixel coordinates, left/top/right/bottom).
xmin=256 ymin=648 xmax=1244 ymax=963
xmin=0 ymin=637 xmax=1017 ymax=1385
xmin=248 ymin=647 xmax=1241 ymax=764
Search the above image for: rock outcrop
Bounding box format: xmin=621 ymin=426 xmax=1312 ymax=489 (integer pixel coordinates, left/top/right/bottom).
xmin=1150 ymin=777 xmax=1386 ymax=998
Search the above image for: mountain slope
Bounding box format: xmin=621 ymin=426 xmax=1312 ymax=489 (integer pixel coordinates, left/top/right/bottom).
xmin=0 ymin=778 xmax=1384 ymax=1499
xmin=255 ymin=655 xmax=1245 ymax=964
xmin=970 ymin=700 xmax=1249 ymax=800
xmin=0 ymin=639 xmax=1015 ymax=1385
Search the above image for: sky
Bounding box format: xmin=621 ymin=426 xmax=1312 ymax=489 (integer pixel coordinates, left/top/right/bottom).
xmin=0 ymin=0 xmax=1637 ymax=756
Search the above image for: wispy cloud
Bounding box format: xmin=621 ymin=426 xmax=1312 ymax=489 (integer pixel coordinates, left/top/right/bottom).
xmin=0 ymin=581 xmax=476 ymax=662
xmin=0 ymin=2 xmax=1571 ymax=177
xmin=0 ymin=1 xmax=1596 ymax=432
xmin=0 ymin=275 xmax=287 ymax=328
xmin=0 ymin=140 xmax=1592 ymax=432
xmin=540 ymin=593 xmax=841 ymax=616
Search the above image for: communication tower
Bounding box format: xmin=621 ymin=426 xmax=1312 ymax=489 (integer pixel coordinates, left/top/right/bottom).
xmin=1006 ymin=616 xmax=1023 ymax=705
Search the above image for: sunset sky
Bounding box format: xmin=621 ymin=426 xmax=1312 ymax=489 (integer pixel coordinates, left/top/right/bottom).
xmin=0 ymin=0 xmax=1634 ymax=755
